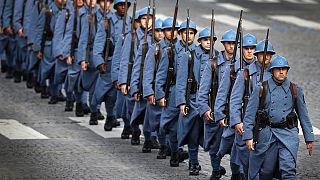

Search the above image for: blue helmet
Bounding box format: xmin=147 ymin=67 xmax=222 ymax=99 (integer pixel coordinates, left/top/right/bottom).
xmin=138 ymin=7 xmax=154 ymax=19
xmin=242 ymin=33 xmax=257 ymax=47
xmin=113 ymin=0 xmax=131 ymax=9
xmin=134 ymin=9 xmax=141 ymax=20
xmin=254 ymin=39 xmax=276 ymax=55
xmin=220 ymin=29 xmax=236 ymax=43
xmin=269 ymin=55 xmax=290 ymax=71
xmin=197 ymin=27 xmax=217 ymax=42
xmin=178 ymin=20 xmax=197 ymax=34
xmin=161 ymin=17 xmax=180 ymax=30
xmin=155 ymin=19 xmax=163 ymax=30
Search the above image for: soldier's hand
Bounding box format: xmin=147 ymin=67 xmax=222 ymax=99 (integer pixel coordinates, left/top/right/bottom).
xmin=5 ymin=26 xmax=14 ymax=36
xmin=120 ymin=84 xmax=127 ymax=96
xmin=159 ymin=98 xmax=166 ymax=107
xmin=306 ymin=142 xmax=313 ymax=156
xmin=18 ymin=28 xmax=25 ymax=37
xmin=66 ymin=56 xmax=73 ymax=65
xmin=147 ymin=95 xmax=156 ymax=106
xmin=219 ymin=118 xmax=227 ymax=127
xmin=235 ymin=123 xmax=244 ymax=136
xmin=114 ymin=81 xmax=120 ymax=90
xmin=246 ymin=139 xmax=255 ymax=151
xmin=98 ymin=63 xmax=106 ymax=74
xmin=134 ymin=93 xmax=140 ymax=102
xmin=180 ymin=104 xmax=187 ymax=117
xmin=58 ymin=55 xmax=64 ymax=61
xmin=0 ymin=26 xmax=3 ymax=34
xmin=37 ymin=51 xmax=43 ymax=59
xmin=203 ymin=111 xmax=213 ymax=122
xmin=81 ymin=61 xmax=88 ymax=71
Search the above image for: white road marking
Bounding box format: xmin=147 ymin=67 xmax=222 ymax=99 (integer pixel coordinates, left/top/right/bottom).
xmin=284 ymin=0 xmax=318 ymax=4
xmin=202 ymin=14 xmax=268 ymax=30
xmin=268 ymin=15 xmax=320 ymax=30
xmin=0 ymin=119 xmax=49 ymax=139
xmin=248 ymin=0 xmax=280 ymax=3
xmin=216 ymin=3 xmax=249 ymax=12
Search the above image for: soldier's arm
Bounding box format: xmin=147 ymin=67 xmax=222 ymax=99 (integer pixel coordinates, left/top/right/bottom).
xmin=154 ymin=49 xmax=169 ymax=101
xmin=118 ymin=33 xmax=132 ymax=85
xmin=111 ymin=35 xmax=123 ymax=83
xmin=52 ymin=10 xmax=67 ymax=59
xmin=62 ymin=5 xmax=75 ymax=58
xmin=295 ymin=85 xmax=315 ymax=143
xmin=33 ymin=8 xmax=46 ymax=52
xmin=214 ymin=65 xmax=231 ymax=122
xmin=129 ymin=46 xmax=142 ymax=96
xmin=242 ymin=84 xmax=260 ymax=141
xmin=77 ymin=12 xmax=89 ymax=64
xmin=230 ymin=71 xmax=246 ymax=128
xmin=3 ymin=0 xmax=13 ymax=29
xmin=92 ymin=17 xmax=106 ymax=69
xmin=175 ymin=52 xmax=189 ymax=107
xmin=13 ymin=0 xmax=23 ymax=33
xmin=197 ymin=61 xmax=212 ymax=117
xmin=142 ymin=45 xmax=156 ymax=98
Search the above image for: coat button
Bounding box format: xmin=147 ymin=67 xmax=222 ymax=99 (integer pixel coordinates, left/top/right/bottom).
xmin=271 ymin=109 xmax=273 ymax=111
xmin=285 ymin=96 xmax=288 ymax=98
xmin=283 ymin=110 xmax=286 ymax=112
xmin=284 ymin=103 xmax=287 ymax=105
xmin=272 ymin=101 xmax=275 ymax=104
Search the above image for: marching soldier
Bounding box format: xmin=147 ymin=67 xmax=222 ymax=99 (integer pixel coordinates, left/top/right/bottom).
xmin=242 ymin=55 xmax=314 ymax=179
xmin=0 ymin=0 xmax=8 ymax=73
xmin=175 ymin=20 xmax=203 ymax=175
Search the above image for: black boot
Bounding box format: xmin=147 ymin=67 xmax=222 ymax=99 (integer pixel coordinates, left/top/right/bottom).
xmin=210 ymin=170 xmax=221 ymax=180
xmin=231 ymin=173 xmax=245 ymax=180
xmin=65 ymin=101 xmax=74 ymax=111
xmin=104 ymin=118 xmax=113 ymax=131
xmin=170 ymin=152 xmax=179 ymax=167
xmin=97 ymin=110 xmax=105 ymax=120
xmin=41 ymin=86 xmax=50 ymax=99
xmin=189 ymin=164 xmax=201 ymax=176
xmin=178 ymin=148 xmax=189 ymax=162
xmin=142 ymin=140 xmax=152 ymax=153
xmin=131 ymin=130 xmax=141 ymax=145
xmin=1 ymin=61 xmax=8 ymax=73
xmin=166 ymin=146 xmax=171 ymax=156
xmin=58 ymin=91 xmax=66 ymax=102
xmin=151 ymin=136 xmax=160 ymax=149
xmin=121 ymin=126 xmax=132 ymax=139
xmin=75 ymin=103 xmax=84 ymax=117
xmin=157 ymin=145 xmax=167 ymax=159
xmin=14 ymin=71 xmax=22 ymax=83
xmin=34 ymin=82 xmax=42 ymax=93
xmin=82 ymin=103 xmax=91 ymax=114
xmin=48 ymin=96 xmax=59 ymax=104
xmin=5 ymin=67 xmax=14 ymax=79
xmin=220 ymin=166 xmax=226 ymax=176
xmin=112 ymin=118 xmax=120 ymax=127
xmin=89 ymin=112 xmax=98 ymax=125
xmin=22 ymin=71 xmax=27 ymax=81
xmin=26 ymin=73 xmax=34 ymax=88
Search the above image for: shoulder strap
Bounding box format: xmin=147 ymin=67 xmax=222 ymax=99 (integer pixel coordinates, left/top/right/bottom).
xmin=259 ymin=81 xmax=268 ymax=110
xmin=290 ymin=82 xmax=297 ymax=110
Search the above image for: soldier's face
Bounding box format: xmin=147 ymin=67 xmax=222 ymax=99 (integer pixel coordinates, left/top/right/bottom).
xmin=181 ymin=29 xmax=195 ymax=45
xmin=155 ymin=30 xmax=163 ymax=41
xmin=200 ymin=37 xmax=212 ymax=51
xmin=86 ymin=0 xmax=96 ymax=7
xmin=223 ymin=42 xmax=235 ymax=54
xmin=243 ymin=46 xmax=255 ymax=61
xmin=164 ymin=29 xmax=178 ymax=40
xmin=77 ymin=0 xmax=84 ymax=6
xmin=257 ymin=53 xmax=272 ymax=66
xmin=99 ymin=0 xmax=111 ymax=10
xmin=55 ymin=0 xmax=67 ymax=6
xmin=272 ymin=67 xmax=288 ymax=82
xmin=115 ymin=3 xmax=127 ymax=16
xmin=140 ymin=15 xmax=153 ymax=30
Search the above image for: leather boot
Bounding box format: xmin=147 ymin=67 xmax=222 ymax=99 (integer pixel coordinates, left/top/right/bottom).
xmin=65 ymin=101 xmax=74 ymax=111
xmin=131 ymin=130 xmax=141 ymax=145
xmin=156 ymin=145 xmax=167 ymax=159
xmin=121 ymin=126 xmax=132 ymax=139
xmin=142 ymin=140 xmax=152 ymax=153
xmin=75 ymin=103 xmax=84 ymax=117
xmin=89 ymin=112 xmax=98 ymax=125
xmin=170 ymin=151 xmax=179 ymax=167
xmin=189 ymin=164 xmax=201 ymax=176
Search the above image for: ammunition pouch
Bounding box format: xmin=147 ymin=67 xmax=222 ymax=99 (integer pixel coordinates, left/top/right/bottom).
xmin=260 ymin=111 xmax=298 ymax=129
xmin=44 ymin=30 xmax=53 ymax=41
xmin=189 ymin=80 xmax=199 ymax=94
xmin=255 ymin=110 xmax=269 ymax=128
xmin=107 ymin=41 xmax=114 ymax=57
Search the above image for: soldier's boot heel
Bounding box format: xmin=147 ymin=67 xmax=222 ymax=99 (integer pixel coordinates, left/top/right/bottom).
xmin=5 ymin=67 xmax=14 ymax=79
xmin=104 ymin=119 xmax=113 ymax=131
xmin=170 ymin=152 xmax=179 ymax=167
xmin=65 ymin=101 xmax=74 ymax=111
xmin=14 ymin=71 xmax=22 ymax=83
xmin=121 ymin=126 xmax=132 ymax=139
xmin=189 ymin=164 xmax=201 ymax=176
xmin=156 ymin=145 xmax=167 ymax=159
xmin=210 ymin=170 xmax=221 ymax=180
xmin=89 ymin=112 xmax=98 ymax=125
xmin=1 ymin=61 xmax=8 ymax=73
xmin=48 ymin=96 xmax=59 ymax=104
xmin=97 ymin=110 xmax=105 ymax=120
xmin=131 ymin=130 xmax=141 ymax=145
xmin=178 ymin=149 xmax=189 ymax=162
xmin=26 ymin=73 xmax=34 ymax=88
xmin=75 ymin=103 xmax=84 ymax=117
xmin=142 ymin=140 xmax=152 ymax=153
xmin=231 ymin=173 xmax=245 ymax=180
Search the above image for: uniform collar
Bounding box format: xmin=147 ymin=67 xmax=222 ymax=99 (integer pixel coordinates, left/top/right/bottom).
xmin=176 ymin=40 xmax=195 ymax=53
xmin=217 ymin=51 xmax=229 ymax=65
xmin=268 ymin=77 xmax=291 ymax=94
xmin=136 ymin=27 xmax=144 ymax=39
xmin=249 ymin=60 xmax=270 ymax=76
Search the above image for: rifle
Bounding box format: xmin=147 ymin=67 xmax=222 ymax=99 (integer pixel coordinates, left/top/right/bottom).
xmin=225 ymin=10 xmax=243 ymax=126
xmin=121 ymin=0 xmax=128 ymax=43
xmin=70 ymin=0 xmax=79 ymax=61
xmin=103 ymin=0 xmax=112 ymax=61
xmin=85 ymin=0 xmax=94 ymax=69
xmin=126 ymin=0 xmax=137 ymax=92
xmin=184 ymin=8 xmax=193 ymax=115
xmin=136 ymin=0 xmax=151 ymax=101
xmin=208 ymin=9 xmax=218 ymax=118
xmin=163 ymin=0 xmax=179 ymax=106
xmin=242 ymin=68 xmax=250 ymax=120
xmin=151 ymin=0 xmax=156 ymax=44
xmin=253 ymin=29 xmax=269 ymax=147
xmin=40 ymin=0 xmax=52 ymax=54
